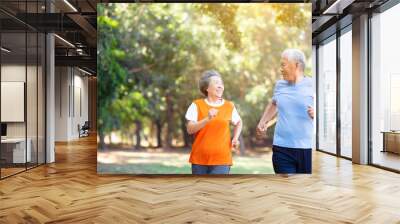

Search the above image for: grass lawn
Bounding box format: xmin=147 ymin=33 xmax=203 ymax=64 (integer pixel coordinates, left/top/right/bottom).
xmin=97 ymin=149 xmax=274 ymax=174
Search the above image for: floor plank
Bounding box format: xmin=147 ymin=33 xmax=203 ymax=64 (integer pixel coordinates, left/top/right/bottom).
xmin=1 ymin=135 xmax=400 ymax=223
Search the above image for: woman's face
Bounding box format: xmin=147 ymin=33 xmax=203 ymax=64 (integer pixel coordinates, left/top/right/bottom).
xmin=207 ymin=76 xmax=224 ymax=98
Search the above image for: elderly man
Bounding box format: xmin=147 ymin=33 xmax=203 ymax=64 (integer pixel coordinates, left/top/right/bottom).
xmin=257 ymin=49 xmax=314 ymax=174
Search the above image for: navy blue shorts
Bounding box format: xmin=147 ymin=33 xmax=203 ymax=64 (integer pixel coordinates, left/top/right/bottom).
xmin=272 ymin=145 xmax=312 ymax=174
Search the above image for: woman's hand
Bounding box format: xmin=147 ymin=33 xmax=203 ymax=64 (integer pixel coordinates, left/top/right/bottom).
xmin=256 ymin=122 xmax=267 ymax=138
xmin=232 ymin=138 xmax=240 ymax=155
xmin=208 ymin=108 xmax=219 ymax=120
xmin=232 ymin=138 xmax=240 ymax=148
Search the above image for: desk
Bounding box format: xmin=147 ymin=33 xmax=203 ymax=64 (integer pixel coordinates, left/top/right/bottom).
xmin=381 ymin=131 xmax=400 ymax=154
xmin=1 ymin=138 xmax=31 ymax=163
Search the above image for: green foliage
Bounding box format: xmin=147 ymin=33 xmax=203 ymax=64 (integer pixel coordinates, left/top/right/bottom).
xmin=97 ymin=15 xmax=119 ymax=28
xmin=110 ymin=91 xmax=148 ymax=127
xmin=271 ymin=4 xmax=310 ymax=29
xmin=197 ymin=4 xmax=242 ymax=50
xmin=98 ymin=3 xmax=311 ymax=147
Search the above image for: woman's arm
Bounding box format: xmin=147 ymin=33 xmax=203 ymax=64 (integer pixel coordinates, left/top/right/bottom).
xmin=232 ymin=120 xmax=243 ymax=140
xmin=186 ymin=117 xmax=210 ymax=135
xmin=231 ymin=119 xmax=242 ymax=148
xmin=186 ymin=108 xmax=218 ymax=134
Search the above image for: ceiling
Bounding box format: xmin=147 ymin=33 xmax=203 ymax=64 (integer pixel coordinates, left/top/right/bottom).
xmin=0 ymin=0 xmax=396 ymax=75
xmin=312 ymin=0 xmax=390 ymax=43
xmin=1 ymin=0 xmax=98 ymax=75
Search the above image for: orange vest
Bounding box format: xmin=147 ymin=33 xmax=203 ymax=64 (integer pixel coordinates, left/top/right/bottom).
xmin=189 ymin=99 xmax=234 ymax=165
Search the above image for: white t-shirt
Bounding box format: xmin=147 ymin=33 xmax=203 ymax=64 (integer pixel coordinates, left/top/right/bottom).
xmin=185 ymin=99 xmax=241 ymax=125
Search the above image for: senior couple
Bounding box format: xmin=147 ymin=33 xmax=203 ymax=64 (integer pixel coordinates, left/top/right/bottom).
xmin=185 ymin=49 xmax=314 ymax=175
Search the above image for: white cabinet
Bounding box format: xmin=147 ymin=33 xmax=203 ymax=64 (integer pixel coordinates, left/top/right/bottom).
xmin=1 ymin=138 xmax=32 ymax=163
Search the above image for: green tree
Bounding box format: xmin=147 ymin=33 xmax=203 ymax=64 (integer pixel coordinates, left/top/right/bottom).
xmin=98 ymin=3 xmax=311 ymax=151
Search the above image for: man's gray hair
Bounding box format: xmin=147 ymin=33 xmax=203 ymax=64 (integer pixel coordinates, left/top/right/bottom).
xmin=199 ymin=70 xmax=222 ymax=96
xmin=281 ymin=49 xmax=306 ymax=71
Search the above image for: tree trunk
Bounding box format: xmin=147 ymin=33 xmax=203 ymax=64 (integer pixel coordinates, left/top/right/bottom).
xmin=248 ymin=129 xmax=256 ymax=148
xmin=181 ymin=116 xmax=190 ymax=148
xmin=135 ymin=120 xmax=142 ymax=149
xmin=156 ymin=119 xmax=162 ymax=148
xmin=99 ymin=131 xmax=105 ymax=150
xmin=166 ymin=94 xmax=174 ymax=148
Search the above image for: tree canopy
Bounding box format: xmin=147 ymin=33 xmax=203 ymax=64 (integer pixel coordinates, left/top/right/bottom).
xmin=97 ymin=3 xmax=311 ymax=149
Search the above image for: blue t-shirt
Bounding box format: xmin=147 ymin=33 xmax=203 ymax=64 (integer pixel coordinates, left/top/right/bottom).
xmin=272 ymin=77 xmax=314 ymax=149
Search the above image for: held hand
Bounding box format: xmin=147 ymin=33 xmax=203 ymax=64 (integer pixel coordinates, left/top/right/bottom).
xmin=232 ymin=138 xmax=240 ymax=155
xmin=256 ymin=123 xmax=267 ymax=138
xmin=232 ymin=138 xmax=240 ymax=148
xmin=307 ymin=106 xmax=314 ymax=119
xmin=208 ymin=108 xmax=219 ymax=120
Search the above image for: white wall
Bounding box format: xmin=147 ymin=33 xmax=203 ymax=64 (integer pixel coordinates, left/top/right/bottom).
xmin=55 ymin=67 xmax=89 ymax=141
xmin=1 ymin=65 xmax=26 ymax=139
xmin=1 ymin=65 xmax=26 ymax=81
xmin=72 ymin=72 xmax=89 ymax=138
xmin=55 ymin=66 xmax=69 ymax=141
xmin=1 ymin=65 xmax=39 ymax=138
xmin=1 ymin=64 xmax=46 ymax=164
xmin=1 ymin=82 xmax=25 ymax=122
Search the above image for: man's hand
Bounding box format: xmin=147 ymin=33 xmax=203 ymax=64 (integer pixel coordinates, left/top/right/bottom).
xmin=307 ymin=106 xmax=314 ymax=119
xmin=208 ymin=108 xmax=218 ymax=120
xmin=256 ymin=123 xmax=267 ymax=138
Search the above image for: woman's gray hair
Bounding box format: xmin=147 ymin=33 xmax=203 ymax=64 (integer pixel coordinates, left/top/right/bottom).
xmin=199 ymin=70 xmax=222 ymax=96
xmin=281 ymin=48 xmax=306 ymax=71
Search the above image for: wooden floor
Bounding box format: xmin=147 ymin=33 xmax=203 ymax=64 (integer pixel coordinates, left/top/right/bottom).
xmin=1 ymin=167 xmax=26 ymax=178
xmin=372 ymin=151 xmax=400 ymax=171
xmin=1 ymin=135 xmax=400 ymax=223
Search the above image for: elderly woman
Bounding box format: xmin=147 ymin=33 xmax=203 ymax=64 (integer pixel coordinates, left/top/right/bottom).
xmin=185 ymin=70 xmax=243 ymax=174
xmin=256 ymin=49 xmax=314 ymax=174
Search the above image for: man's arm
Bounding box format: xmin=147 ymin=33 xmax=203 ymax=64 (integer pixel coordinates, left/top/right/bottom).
xmin=307 ymin=106 xmax=314 ymax=119
xmin=256 ymin=101 xmax=277 ymax=136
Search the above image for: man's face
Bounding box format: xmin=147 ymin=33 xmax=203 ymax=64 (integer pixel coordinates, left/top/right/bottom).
xmin=280 ymin=57 xmax=297 ymax=82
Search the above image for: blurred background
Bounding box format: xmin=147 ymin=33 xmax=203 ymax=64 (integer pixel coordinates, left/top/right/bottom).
xmin=97 ymin=3 xmax=311 ymax=174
